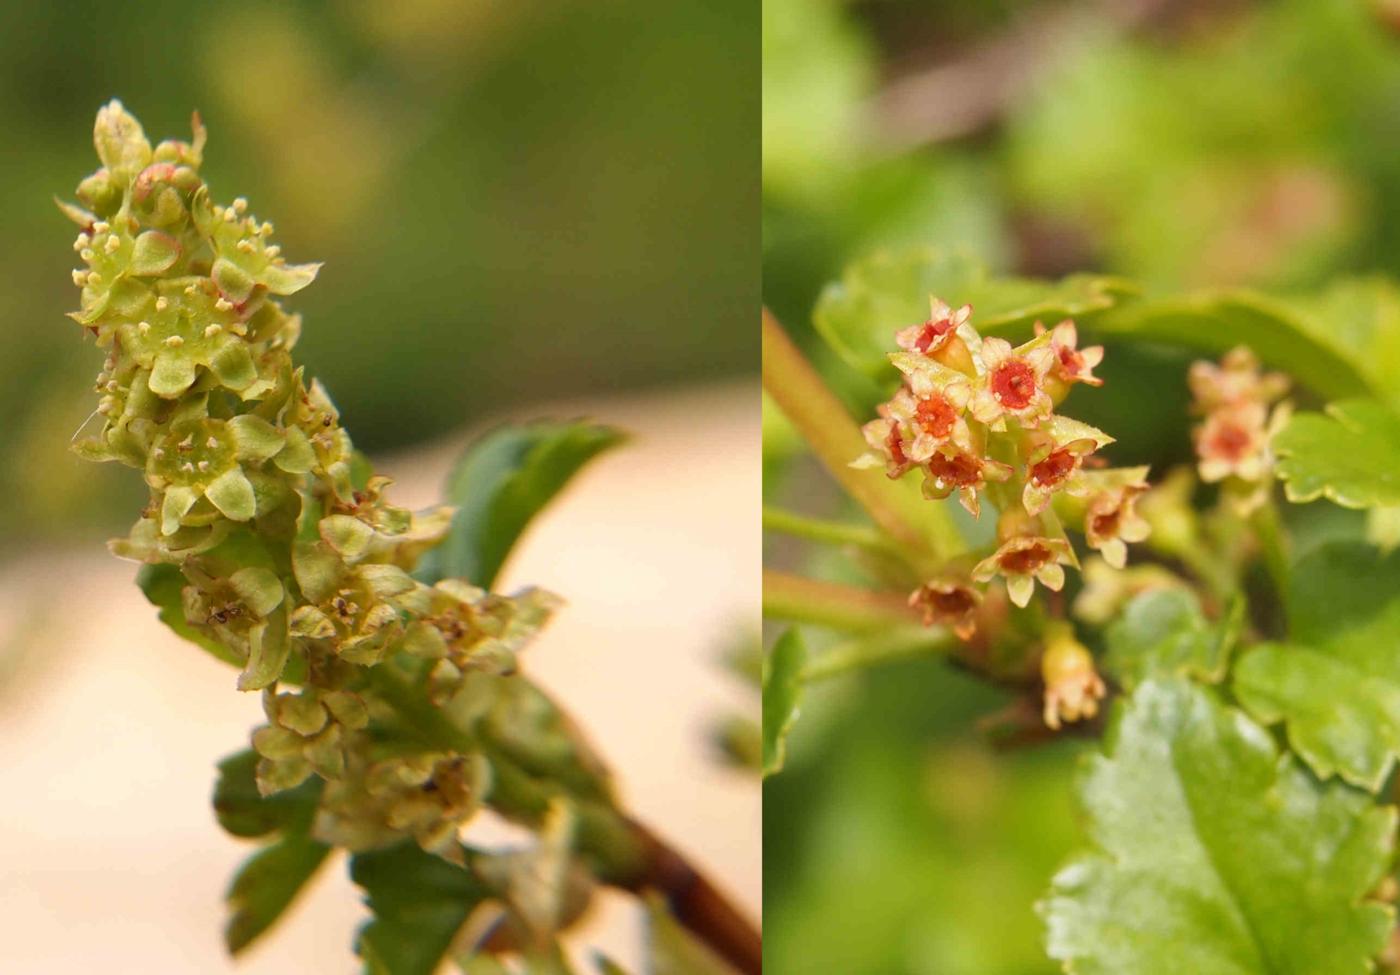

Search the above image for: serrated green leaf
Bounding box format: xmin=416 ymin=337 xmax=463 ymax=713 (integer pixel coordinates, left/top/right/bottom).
xmin=1273 ymin=399 xmax=1400 ymax=509
xmin=761 ymin=629 xmax=805 ymax=777
xmin=1234 ymin=542 xmax=1400 ymax=790
xmin=352 ymin=841 xmax=491 ymax=975
xmin=1041 ymin=678 xmax=1395 ymax=975
xmin=212 ymin=750 xmax=329 ymax=954
xmin=1104 ymin=589 xmax=1239 ymax=689
xmin=416 ymin=422 xmax=626 ymax=590
xmin=646 ymin=894 xmax=740 ymax=975
xmin=813 ymin=246 xmax=1134 ymax=379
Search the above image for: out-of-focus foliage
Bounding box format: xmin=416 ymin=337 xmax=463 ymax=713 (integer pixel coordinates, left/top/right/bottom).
xmin=5 ymin=0 xmax=755 ymax=543
xmin=763 ymin=1 xmax=1400 ymax=972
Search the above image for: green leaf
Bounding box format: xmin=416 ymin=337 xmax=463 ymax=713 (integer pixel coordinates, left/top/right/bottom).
xmin=1273 ymin=399 xmax=1400 ymax=509
xmin=416 ymin=422 xmax=626 ymax=590
xmin=1103 ymin=589 xmax=1239 ymax=689
xmin=212 ymin=750 xmax=330 ymax=954
xmin=813 ymin=247 xmax=1134 ymax=379
xmin=1090 ymin=291 xmax=1371 ymax=402
xmin=646 ymin=894 xmax=740 ymax=975
xmin=1041 ymin=678 xmax=1395 ymax=975
xmin=352 ymin=841 xmax=490 ymax=975
xmin=761 ymin=629 xmax=806 ymax=777
xmin=1234 ymin=542 xmax=1400 ymax=790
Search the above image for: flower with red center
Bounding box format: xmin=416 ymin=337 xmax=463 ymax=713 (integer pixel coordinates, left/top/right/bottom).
xmin=1035 ymin=319 xmax=1104 ymax=390
xmin=1195 ymin=402 xmax=1269 ymax=483
xmin=1188 ymin=346 xmax=1288 ymax=412
xmin=1084 ymin=479 xmax=1151 ymax=569
xmin=1019 ymin=417 xmax=1113 ymax=515
xmin=856 ymin=410 xmax=917 ymax=480
xmin=1040 ymin=631 xmax=1106 ymax=730
xmin=972 ymin=533 xmax=1074 ymax=608
xmin=885 ymin=357 xmax=973 ymax=457
xmin=896 ymin=298 xmax=971 ymax=357
xmin=908 ymin=578 xmax=983 ymax=640
xmin=921 ymin=443 xmax=1012 ymax=517
xmin=969 ymin=337 xmax=1055 ymax=430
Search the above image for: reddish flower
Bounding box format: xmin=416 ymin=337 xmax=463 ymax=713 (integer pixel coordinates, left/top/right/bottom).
xmin=1195 ymin=402 xmax=1269 ymax=483
xmin=972 ymin=534 xmax=1073 ymax=608
xmin=1084 ymin=480 xmax=1151 ymax=569
xmin=908 ymin=578 xmax=983 ymax=640
xmin=1036 ymin=319 xmax=1104 ymax=388
xmin=896 ymin=298 xmax=972 ymax=357
xmin=921 ymin=443 xmax=1012 ymax=518
xmin=969 ymin=337 xmax=1055 ymax=429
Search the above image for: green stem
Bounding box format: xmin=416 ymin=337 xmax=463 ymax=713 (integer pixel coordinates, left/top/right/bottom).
xmin=763 ymin=569 xmax=916 ymax=631
xmin=763 ymin=504 xmax=903 ymax=557
xmin=802 ymin=626 xmax=954 ymax=683
xmin=1252 ymin=498 xmax=1291 ymax=601
xmin=761 ymin=308 xmax=964 ymax=564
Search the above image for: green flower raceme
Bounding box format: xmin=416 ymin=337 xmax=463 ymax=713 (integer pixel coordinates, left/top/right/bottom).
xmin=61 ymin=100 xmax=563 ymax=841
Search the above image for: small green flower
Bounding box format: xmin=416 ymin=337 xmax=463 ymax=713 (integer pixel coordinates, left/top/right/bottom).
xmin=147 ymin=416 xmax=287 ymax=532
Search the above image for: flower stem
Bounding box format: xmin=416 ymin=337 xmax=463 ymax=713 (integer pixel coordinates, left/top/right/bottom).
xmin=761 ymin=308 xmax=964 ymax=563
xmin=801 ymin=626 xmax=954 ymax=683
xmin=762 ymin=504 xmax=904 ymax=558
xmin=763 ymin=568 xmax=916 ymax=631
xmin=1252 ymin=498 xmax=1291 ymax=601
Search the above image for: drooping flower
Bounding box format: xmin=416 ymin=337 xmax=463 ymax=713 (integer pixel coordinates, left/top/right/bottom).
xmin=972 ymin=533 xmax=1074 ymax=608
xmin=896 ymin=297 xmax=972 ymax=357
xmin=856 ymin=411 xmax=917 ymax=479
xmin=1040 ymin=631 xmax=1106 ymax=730
xmin=921 ymin=442 xmax=1013 ymax=517
xmin=1020 ymin=416 xmax=1113 ymax=516
xmin=969 ymin=337 xmax=1056 ymax=430
xmin=1036 ymin=319 xmax=1104 ymax=390
xmin=908 ymin=578 xmax=983 ymax=640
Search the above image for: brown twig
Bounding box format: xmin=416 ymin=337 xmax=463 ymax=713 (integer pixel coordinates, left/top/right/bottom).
xmin=622 ymin=818 xmax=762 ymax=974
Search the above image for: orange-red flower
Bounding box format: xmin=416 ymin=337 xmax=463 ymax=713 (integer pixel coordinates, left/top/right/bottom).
xmin=969 ymin=337 xmax=1055 ymax=430
xmin=972 ymin=534 xmax=1073 ymax=608
xmin=1036 ymin=319 xmax=1104 ymax=389
xmin=896 ymin=298 xmax=972 ymax=358
xmin=908 ymin=578 xmax=982 ymax=640
xmin=921 ymin=443 xmax=1012 ymax=518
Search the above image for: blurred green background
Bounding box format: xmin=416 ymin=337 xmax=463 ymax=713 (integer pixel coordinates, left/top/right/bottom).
xmin=3 ymin=0 xmax=756 ymax=543
xmin=763 ymin=0 xmax=1400 ymax=972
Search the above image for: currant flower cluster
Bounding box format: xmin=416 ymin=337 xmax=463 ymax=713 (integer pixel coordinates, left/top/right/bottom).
xmin=1190 ymin=346 xmax=1290 ymax=513
xmin=853 ymin=299 xmax=1148 ymax=723
xmin=63 ymin=102 xmax=562 ymax=863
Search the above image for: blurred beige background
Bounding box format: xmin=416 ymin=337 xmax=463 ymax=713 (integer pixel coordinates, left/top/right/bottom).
xmin=0 ymin=381 xmax=759 ymax=973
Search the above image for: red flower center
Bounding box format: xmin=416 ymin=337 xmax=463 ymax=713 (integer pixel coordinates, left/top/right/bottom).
xmin=923 ymin=587 xmax=976 ymax=617
xmin=1057 ymin=345 xmax=1084 ymax=377
xmin=1030 ymin=447 xmax=1078 ymax=487
xmin=992 ymin=359 xmax=1037 ymax=409
xmin=1091 ymin=508 xmax=1121 ymax=539
xmin=1207 ymin=421 xmax=1254 ymax=461
xmin=886 ymin=425 xmax=908 ymax=466
xmin=1000 ymin=542 xmax=1053 ymax=575
xmin=913 ymin=317 xmax=956 ymax=353
xmin=927 ymin=450 xmax=981 ymax=487
xmin=914 ymin=395 xmax=957 ymax=439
